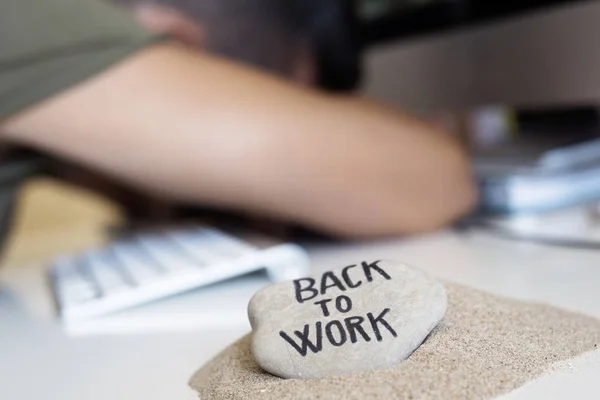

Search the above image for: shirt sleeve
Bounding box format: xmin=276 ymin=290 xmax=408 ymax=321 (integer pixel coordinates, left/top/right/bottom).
xmin=0 ymin=0 xmax=165 ymax=120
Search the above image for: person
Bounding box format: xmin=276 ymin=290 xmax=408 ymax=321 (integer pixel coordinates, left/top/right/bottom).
xmin=111 ymin=0 xmax=362 ymax=91
xmin=0 ymin=0 xmax=476 ymax=238
xmin=112 ymin=0 xmax=319 ymax=86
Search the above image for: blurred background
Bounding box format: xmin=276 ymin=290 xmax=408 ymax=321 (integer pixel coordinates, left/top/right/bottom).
xmin=5 ymin=0 xmax=600 ymax=268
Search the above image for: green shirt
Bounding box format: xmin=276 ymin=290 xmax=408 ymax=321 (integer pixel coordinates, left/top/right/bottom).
xmin=0 ymin=0 xmax=161 ymax=120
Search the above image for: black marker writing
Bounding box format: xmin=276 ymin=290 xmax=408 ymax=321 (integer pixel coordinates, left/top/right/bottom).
xmin=335 ymin=295 xmax=352 ymax=313
xmin=293 ymin=261 xmax=391 ymax=305
xmin=325 ymin=320 xmax=347 ymax=347
xmin=362 ymin=260 xmax=391 ymax=282
xmin=314 ymin=299 xmax=333 ymax=317
xmin=368 ymin=308 xmax=397 ymax=341
xmin=283 ymin=262 xmax=397 ymax=357
xmin=294 ymin=278 xmax=318 ymax=304
xmin=344 ymin=316 xmax=372 ymax=343
xmin=280 ymin=308 xmax=397 ymax=356
xmin=279 ymin=323 xmax=323 ymax=357
xmin=320 ymin=271 xmax=346 ymax=295
xmin=341 ymin=264 xmax=362 ymax=288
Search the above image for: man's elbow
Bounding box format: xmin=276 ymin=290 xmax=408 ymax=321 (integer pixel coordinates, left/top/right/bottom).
xmin=413 ymin=166 xmax=478 ymax=234
xmin=384 ymin=148 xmax=478 ymax=237
xmin=316 ymin=149 xmax=478 ymax=239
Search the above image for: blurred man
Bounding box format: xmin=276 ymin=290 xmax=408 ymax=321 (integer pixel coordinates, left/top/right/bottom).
xmin=113 ymin=0 xmax=358 ymax=89
xmin=116 ymin=0 xmax=313 ymax=81
xmin=0 ymin=0 xmax=476 ymax=238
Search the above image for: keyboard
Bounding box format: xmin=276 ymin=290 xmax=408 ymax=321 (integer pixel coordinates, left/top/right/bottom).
xmin=48 ymin=226 xmax=311 ymax=321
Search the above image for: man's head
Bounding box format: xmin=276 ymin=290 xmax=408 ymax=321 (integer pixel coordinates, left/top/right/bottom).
xmin=113 ymin=0 xmax=361 ymax=90
xmin=114 ymin=0 xmax=316 ymax=85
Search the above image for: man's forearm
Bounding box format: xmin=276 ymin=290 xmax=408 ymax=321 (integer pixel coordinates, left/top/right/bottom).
xmin=1 ymin=44 xmax=476 ymax=237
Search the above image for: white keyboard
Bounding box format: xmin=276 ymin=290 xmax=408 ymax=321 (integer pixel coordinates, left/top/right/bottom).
xmin=48 ymin=227 xmax=310 ymax=321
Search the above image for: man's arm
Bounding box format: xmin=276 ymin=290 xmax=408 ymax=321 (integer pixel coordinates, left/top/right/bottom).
xmin=1 ymin=43 xmax=476 ymax=237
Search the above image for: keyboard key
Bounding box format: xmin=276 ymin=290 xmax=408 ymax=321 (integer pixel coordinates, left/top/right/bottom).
xmin=109 ymin=242 xmax=164 ymax=285
xmin=51 ymin=258 xmax=99 ymax=305
xmin=59 ymin=282 xmax=98 ymax=305
xmin=195 ymin=228 xmax=257 ymax=255
xmin=169 ymin=229 xmax=255 ymax=263
xmin=136 ymin=235 xmax=199 ymax=275
xmin=167 ymin=232 xmax=227 ymax=265
xmin=83 ymin=252 xmax=132 ymax=295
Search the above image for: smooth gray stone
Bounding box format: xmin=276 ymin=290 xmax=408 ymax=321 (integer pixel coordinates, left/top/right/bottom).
xmin=248 ymin=260 xmax=447 ymax=379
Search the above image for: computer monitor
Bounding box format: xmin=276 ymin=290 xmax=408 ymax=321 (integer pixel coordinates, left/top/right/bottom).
xmin=359 ymin=0 xmax=588 ymax=45
xmin=320 ymin=0 xmax=589 ymax=91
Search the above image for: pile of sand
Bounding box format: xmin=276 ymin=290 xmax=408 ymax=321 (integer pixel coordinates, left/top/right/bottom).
xmin=190 ymin=284 xmax=600 ymax=399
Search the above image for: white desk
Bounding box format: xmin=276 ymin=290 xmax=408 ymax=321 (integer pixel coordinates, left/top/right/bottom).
xmin=1 ymin=228 xmax=600 ymax=400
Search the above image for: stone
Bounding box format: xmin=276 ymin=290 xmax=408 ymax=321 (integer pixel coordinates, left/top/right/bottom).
xmin=191 ymin=284 xmax=600 ymax=400
xmin=248 ymin=260 xmax=447 ymax=379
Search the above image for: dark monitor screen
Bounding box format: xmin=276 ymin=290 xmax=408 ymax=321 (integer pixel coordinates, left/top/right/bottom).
xmin=307 ymin=0 xmax=589 ymax=91
xmin=359 ymin=0 xmax=589 ymax=45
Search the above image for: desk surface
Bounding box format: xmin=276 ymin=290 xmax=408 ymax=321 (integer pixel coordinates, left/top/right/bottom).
xmin=2 ymin=230 xmax=600 ymax=400
xmin=1 ymin=182 xmax=600 ymax=399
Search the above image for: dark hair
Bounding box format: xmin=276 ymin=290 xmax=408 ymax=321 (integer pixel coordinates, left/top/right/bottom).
xmin=113 ymin=0 xmax=362 ymax=91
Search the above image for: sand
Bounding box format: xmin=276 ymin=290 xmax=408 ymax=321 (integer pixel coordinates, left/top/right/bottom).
xmin=189 ymin=284 xmax=600 ymax=400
